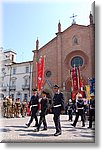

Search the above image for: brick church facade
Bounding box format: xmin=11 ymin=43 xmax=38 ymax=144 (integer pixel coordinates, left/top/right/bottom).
xmin=32 ymin=13 xmax=95 ymax=99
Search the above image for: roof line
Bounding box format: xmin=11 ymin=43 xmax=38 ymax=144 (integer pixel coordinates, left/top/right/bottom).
xmin=37 ymin=23 xmax=90 ymax=51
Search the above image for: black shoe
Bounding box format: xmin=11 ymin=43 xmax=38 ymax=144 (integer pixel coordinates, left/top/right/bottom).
xmin=33 ymin=128 xmax=39 ymax=132
xmin=42 ymin=128 xmax=47 ymax=131
xmin=25 ymin=124 xmax=30 ymax=128
xmin=82 ymin=124 xmax=85 ymax=127
xmin=71 ymin=124 xmax=75 ymax=127
xmin=54 ymin=132 xmax=61 ymax=136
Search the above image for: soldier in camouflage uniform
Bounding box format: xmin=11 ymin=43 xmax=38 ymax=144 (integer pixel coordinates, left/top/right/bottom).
xmin=15 ymin=98 xmax=21 ymax=118
xmin=21 ymin=99 xmax=27 ymax=117
xmin=7 ymin=96 xmax=12 ymax=118
xmin=11 ymin=98 xmax=16 ymax=118
xmin=3 ymin=97 xmax=8 ymax=117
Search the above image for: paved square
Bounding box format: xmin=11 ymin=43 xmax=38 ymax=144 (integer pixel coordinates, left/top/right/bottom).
xmin=0 ymin=114 xmax=95 ymax=143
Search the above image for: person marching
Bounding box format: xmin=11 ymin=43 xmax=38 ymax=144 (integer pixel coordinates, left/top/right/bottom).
xmin=88 ymin=93 xmax=95 ymax=128
xmin=15 ymin=98 xmax=21 ymax=118
xmin=52 ymin=84 xmax=65 ymax=136
xmin=7 ymin=96 xmax=13 ymax=118
xmin=34 ymin=90 xmax=48 ymax=132
xmin=68 ymin=99 xmax=73 ymax=121
xmin=21 ymin=99 xmax=27 ymax=117
xmin=3 ymin=97 xmax=8 ymax=117
xmin=71 ymin=93 xmax=85 ymax=127
xmin=26 ymin=88 xmax=39 ymax=127
xmin=11 ymin=98 xmax=15 ymax=118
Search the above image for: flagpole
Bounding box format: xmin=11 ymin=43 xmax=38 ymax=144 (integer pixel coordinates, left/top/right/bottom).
xmin=77 ymin=66 xmax=80 ymax=90
xmin=41 ymin=55 xmax=46 ymax=90
xmin=36 ymin=61 xmax=38 ymax=89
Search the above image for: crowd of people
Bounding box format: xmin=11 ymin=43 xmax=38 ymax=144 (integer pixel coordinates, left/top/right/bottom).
xmin=2 ymin=97 xmax=29 ymax=118
xmin=66 ymin=93 xmax=95 ymax=129
xmin=1 ymin=84 xmax=95 ymax=136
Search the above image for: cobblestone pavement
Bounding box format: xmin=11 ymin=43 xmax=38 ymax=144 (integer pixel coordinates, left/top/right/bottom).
xmin=0 ymin=114 xmax=95 ymax=143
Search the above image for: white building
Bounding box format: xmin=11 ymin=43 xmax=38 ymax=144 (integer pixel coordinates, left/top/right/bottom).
xmin=0 ymin=48 xmax=33 ymax=102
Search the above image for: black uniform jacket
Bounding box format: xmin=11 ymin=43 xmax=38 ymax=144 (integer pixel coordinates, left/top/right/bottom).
xmin=77 ymin=99 xmax=84 ymax=108
xmin=40 ymin=98 xmax=48 ymax=115
xmin=53 ymin=92 xmax=65 ymax=111
xmin=68 ymin=102 xmax=73 ymax=110
xmin=90 ymin=98 xmax=95 ymax=109
xmin=29 ymin=95 xmax=39 ymax=108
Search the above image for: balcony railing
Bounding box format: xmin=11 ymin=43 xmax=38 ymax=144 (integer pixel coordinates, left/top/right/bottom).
xmin=22 ymin=85 xmax=30 ymax=90
xmin=0 ymin=86 xmax=7 ymax=91
xmin=10 ymin=85 xmax=16 ymax=91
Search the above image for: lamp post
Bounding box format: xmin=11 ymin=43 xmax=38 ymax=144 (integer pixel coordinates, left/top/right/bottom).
xmin=29 ymin=61 xmax=32 ymax=99
xmin=5 ymin=63 xmax=12 ymax=97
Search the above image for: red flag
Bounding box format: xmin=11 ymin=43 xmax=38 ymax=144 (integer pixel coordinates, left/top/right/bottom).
xmin=71 ymin=91 xmax=77 ymax=100
xmin=80 ymin=79 xmax=83 ymax=91
xmin=37 ymin=57 xmax=44 ymax=91
xmin=77 ymin=66 xmax=81 ymax=90
xmin=70 ymin=67 xmax=78 ymax=91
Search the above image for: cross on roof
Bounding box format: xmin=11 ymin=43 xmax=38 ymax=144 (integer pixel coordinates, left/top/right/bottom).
xmin=70 ymin=13 xmax=77 ymax=25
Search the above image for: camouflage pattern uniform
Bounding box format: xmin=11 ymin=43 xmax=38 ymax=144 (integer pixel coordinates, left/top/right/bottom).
xmin=15 ymin=98 xmax=21 ymax=117
xmin=7 ymin=97 xmax=12 ymax=118
xmin=21 ymin=100 xmax=27 ymax=117
xmin=3 ymin=97 xmax=8 ymax=117
xmin=11 ymin=99 xmax=15 ymax=118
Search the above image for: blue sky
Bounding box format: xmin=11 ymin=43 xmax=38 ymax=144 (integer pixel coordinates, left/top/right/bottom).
xmin=2 ymin=0 xmax=94 ymax=62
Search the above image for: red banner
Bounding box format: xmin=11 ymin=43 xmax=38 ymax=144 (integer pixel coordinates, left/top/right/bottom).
xmin=37 ymin=57 xmax=44 ymax=91
xmin=77 ymin=66 xmax=80 ymax=89
xmin=77 ymin=66 xmax=84 ymax=90
xmin=70 ymin=67 xmax=78 ymax=91
xmin=71 ymin=91 xmax=77 ymax=100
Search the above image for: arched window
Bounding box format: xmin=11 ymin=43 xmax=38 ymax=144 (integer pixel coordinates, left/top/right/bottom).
xmin=71 ymin=56 xmax=83 ymax=67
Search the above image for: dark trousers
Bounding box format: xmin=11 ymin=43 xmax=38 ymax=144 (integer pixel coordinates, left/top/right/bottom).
xmin=88 ymin=109 xmax=95 ymax=127
xmin=53 ymin=107 xmax=61 ymax=133
xmin=28 ymin=107 xmax=38 ymax=126
xmin=68 ymin=109 xmax=72 ymax=121
xmin=37 ymin=114 xmax=47 ymax=130
xmin=73 ymin=109 xmax=85 ymax=126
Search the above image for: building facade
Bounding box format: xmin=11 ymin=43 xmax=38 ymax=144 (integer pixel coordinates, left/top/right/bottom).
xmin=0 ymin=48 xmax=33 ymax=101
xmin=32 ymin=13 xmax=95 ymax=99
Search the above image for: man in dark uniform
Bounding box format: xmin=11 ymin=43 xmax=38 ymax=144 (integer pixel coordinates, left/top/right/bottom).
xmin=88 ymin=93 xmax=95 ymax=128
xmin=25 ymin=89 xmax=39 ymax=127
xmin=71 ymin=93 xmax=85 ymax=127
xmin=34 ymin=90 xmax=48 ymax=132
xmin=68 ymin=99 xmax=73 ymax=121
xmin=52 ymin=85 xmax=65 ymax=136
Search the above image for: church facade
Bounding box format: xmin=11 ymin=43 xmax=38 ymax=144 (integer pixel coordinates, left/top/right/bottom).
xmin=32 ymin=13 xmax=95 ymax=99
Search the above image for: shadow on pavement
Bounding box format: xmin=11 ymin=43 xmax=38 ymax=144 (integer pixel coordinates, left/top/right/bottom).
xmin=15 ymin=129 xmax=33 ymax=132
xmin=19 ymin=133 xmax=53 ymax=137
xmin=80 ymin=134 xmax=95 ymax=138
xmin=0 ymin=128 xmax=11 ymax=132
xmin=4 ymin=125 xmax=27 ymax=128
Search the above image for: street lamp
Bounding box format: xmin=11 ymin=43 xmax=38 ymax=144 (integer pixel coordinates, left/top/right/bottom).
xmin=5 ymin=63 xmax=12 ymax=97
